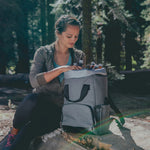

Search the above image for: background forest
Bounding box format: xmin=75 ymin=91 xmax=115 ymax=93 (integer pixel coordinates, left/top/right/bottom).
xmin=0 ymin=0 xmax=150 ymax=75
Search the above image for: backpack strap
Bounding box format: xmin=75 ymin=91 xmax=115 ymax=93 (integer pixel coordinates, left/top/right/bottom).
xmin=106 ymin=93 xmax=125 ymax=125
xmin=64 ymin=84 xmax=90 ymax=102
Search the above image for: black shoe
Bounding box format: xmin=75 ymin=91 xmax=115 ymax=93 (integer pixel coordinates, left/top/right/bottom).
xmin=0 ymin=131 xmax=11 ymax=150
xmin=2 ymin=133 xmax=16 ymax=150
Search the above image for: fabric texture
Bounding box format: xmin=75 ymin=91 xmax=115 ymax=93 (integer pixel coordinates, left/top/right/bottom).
xmin=11 ymin=93 xmax=62 ymax=150
xmin=62 ymin=69 xmax=110 ymax=131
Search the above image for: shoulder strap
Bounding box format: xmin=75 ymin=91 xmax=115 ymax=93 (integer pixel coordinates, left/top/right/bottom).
xmin=106 ymin=93 xmax=125 ymax=125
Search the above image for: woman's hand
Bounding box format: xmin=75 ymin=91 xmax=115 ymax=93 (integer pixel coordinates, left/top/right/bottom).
xmin=44 ymin=65 xmax=82 ymax=83
xmin=59 ymin=65 xmax=82 ymax=73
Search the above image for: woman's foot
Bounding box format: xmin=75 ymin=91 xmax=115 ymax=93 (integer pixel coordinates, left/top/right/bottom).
xmin=2 ymin=133 xmax=16 ymax=150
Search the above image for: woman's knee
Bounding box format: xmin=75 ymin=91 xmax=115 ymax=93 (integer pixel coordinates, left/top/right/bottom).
xmin=18 ymin=93 xmax=38 ymax=109
xmin=13 ymin=93 xmax=39 ymax=128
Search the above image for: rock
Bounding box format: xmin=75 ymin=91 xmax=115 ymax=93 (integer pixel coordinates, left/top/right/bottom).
xmin=29 ymin=129 xmax=86 ymax=150
xmin=28 ymin=128 xmax=113 ymax=150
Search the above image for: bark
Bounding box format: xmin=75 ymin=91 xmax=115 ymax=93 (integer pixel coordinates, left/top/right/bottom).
xmin=15 ymin=15 xmax=30 ymax=73
xmin=40 ymin=0 xmax=47 ymax=45
xmin=0 ymin=62 xmax=6 ymax=74
xmin=15 ymin=1 xmax=30 ymax=73
xmin=0 ymin=1 xmax=18 ymax=74
xmin=47 ymin=0 xmax=55 ymax=44
xmin=81 ymin=0 xmax=92 ymax=64
xmin=96 ymin=33 xmax=103 ymax=64
xmin=104 ymin=20 xmax=121 ymax=70
xmin=125 ymin=31 xmax=132 ymax=70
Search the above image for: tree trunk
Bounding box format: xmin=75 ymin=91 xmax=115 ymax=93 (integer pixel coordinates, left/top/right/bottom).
xmin=47 ymin=0 xmax=55 ymax=44
xmin=40 ymin=0 xmax=47 ymax=45
xmin=0 ymin=63 xmax=6 ymax=74
xmin=104 ymin=24 xmax=111 ymax=63
xmin=0 ymin=42 xmax=7 ymax=74
xmin=75 ymin=31 xmax=82 ymax=50
xmin=0 ymin=32 xmax=13 ymax=74
xmin=125 ymin=31 xmax=132 ymax=70
xmin=81 ymin=0 xmax=92 ymax=64
xmin=0 ymin=1 xmax=18 ymax=74
xmin=96 ymin=31 xmax=103 ymax=64
xmin=104 ymin=20 xmax=121 ymax=70
xmin=110 ymin=21 xmax=121 ymax=70
xmin=15 ymin=10 xmax=30 ymax=73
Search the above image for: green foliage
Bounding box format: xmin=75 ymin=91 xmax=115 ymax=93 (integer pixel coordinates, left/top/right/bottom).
xmin=50 ymin=0 xmax=66 ymax=16
xmin=96 ymin=0 xmax=130 ymax=25
xmin=0 ymin=0 xmax=38 ymax=74
xmin=141 ymin=50 xmax=150 ymax=69
xmin=141 ymin=30 xmax=150 ymax=69
xmin=140 ymin=0 xmax=150 ymax=69
xmin=0 ymin=0 xmax=149 ymax=74
xmin=105 ymin=63 xmax=125 ymax=85
xmin=0 ymin=0 xmax=20 ymax=73
xmin=51 ymin=0 xmax=149 ymax=71
xmin=51 ymin=0 xmax=81 ymax=20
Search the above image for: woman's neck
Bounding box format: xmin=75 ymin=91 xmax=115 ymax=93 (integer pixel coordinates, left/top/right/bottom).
xmin=55 ymin=40 xmax=69 ymax=54
xmin=54 ymin=40 xmax=70 ymax=65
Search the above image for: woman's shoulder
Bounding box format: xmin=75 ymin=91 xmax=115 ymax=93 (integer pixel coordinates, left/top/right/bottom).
xmin=37 ymin=43 xmax=55 ymax=53
xmin=35 ymin=43 xmax=55 ymax=57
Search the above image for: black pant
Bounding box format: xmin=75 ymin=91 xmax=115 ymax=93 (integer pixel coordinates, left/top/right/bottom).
xmin=11 ymin=93 xmax=62 ymax=150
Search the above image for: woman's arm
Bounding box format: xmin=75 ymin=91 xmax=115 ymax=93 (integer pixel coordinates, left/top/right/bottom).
xmin=43 ymin=65 xmax=82 ymax=83
xmin=29 ymin=47 xmax=82 ymax=88
xmin=29 ymin=48 xmax=47 ymax=88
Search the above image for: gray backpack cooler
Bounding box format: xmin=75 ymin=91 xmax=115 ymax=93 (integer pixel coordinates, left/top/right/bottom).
xmin=62 ymin=68 xmax=111 ymax=133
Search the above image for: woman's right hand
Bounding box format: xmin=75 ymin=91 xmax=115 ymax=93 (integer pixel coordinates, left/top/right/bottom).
xmin=44 ymin=65 xmax=82 ymax=83
xmin=59 ymin=65 xmax=82 ymax=73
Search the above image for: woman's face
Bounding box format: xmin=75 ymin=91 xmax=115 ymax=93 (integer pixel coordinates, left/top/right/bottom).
xmin=57 ymin=25 xmax=80 ymax=49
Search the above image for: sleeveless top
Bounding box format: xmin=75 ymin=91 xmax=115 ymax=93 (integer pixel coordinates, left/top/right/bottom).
xmin=53 ymin=54 xmax=72 ymax=82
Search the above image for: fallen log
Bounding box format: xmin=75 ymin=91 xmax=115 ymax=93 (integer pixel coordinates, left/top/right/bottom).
xmin=120 ymin=69 xmax=150 ymax=81
xmin=118 ymin=69 xmax=150 ymax=93
xmin=0 ymin=73 xmax=30 ymax=88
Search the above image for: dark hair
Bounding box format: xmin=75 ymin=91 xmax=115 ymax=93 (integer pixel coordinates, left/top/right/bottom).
xmin=55 ymin=15 xmax=80 ymax=34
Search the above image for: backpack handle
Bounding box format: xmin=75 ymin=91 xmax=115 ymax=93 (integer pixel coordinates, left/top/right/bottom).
xmin=64 ymin=84 xmax=90 ymax=102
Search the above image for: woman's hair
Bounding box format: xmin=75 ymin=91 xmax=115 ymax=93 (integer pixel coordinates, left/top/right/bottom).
xmin=55 ymin=15 xmax=80 ymax=34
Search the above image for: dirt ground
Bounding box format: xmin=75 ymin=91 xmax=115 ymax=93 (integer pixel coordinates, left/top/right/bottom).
xmin=0 ymin=86 xmax=150 ymax=150
xmin=0 ymin=87 xmax=31 ymax=141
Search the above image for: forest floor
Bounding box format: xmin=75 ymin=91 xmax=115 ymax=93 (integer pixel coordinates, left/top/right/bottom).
xmin=0 ymin=87 xmax=31 ymax=141
xmin=0 ymin=85 xmax=150 ymax=150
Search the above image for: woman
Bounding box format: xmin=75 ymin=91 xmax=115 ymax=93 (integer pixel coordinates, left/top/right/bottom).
xmin=2 ymin=15 xmax=86 ymax=150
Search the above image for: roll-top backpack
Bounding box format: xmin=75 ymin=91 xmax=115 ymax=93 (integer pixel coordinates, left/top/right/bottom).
xmin=61 ymin=68 xmax=124 ymax=134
